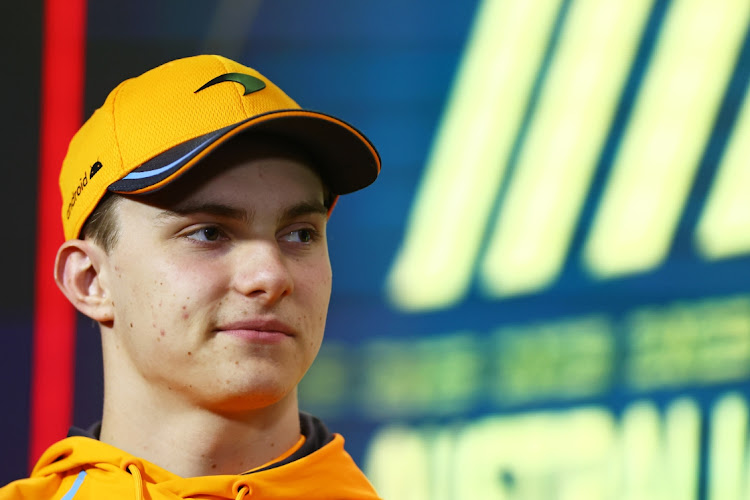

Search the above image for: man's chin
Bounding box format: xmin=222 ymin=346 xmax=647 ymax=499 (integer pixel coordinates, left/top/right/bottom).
xmin=195 ymin=385 xmax=297 ymax=416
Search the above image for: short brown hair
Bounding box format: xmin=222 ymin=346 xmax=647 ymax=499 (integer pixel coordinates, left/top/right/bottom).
xmin=80 ymin=192 xmax=122 ymax=253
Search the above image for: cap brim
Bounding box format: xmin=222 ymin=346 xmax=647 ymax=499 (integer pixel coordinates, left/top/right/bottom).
xmin=108 ymin=109 xmax=381 ymax=196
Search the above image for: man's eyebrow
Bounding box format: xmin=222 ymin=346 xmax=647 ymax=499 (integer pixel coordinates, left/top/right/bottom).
xmin=280 ymin=200 xmax=329 ymax=223
xmin=155 ymin=202 xmax=251 ymax=224
xmin=153 ymin=199 xmax=328 ymax=225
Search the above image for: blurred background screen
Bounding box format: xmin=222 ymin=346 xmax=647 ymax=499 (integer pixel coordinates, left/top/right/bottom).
xmin=3 ymin=0 xmax=750 ymax=498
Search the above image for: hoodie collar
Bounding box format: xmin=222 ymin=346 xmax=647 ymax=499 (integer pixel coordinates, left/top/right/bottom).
xmin=33 ymin=414 xmax=378 ymax=499
xmin=64 ymin=412 xmax=335 ymax=476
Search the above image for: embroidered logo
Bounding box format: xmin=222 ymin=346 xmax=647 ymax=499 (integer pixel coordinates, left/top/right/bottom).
xmin=194 ymin=73 xmax=266 ymax=96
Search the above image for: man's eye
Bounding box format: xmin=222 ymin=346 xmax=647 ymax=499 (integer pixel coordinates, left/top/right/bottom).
xmin=282 ymin=228 xmax=316 ymax=243
xmin=296 ymin=229 xmax=313 ymax=243
xmin=186 ymin=226 xmax=224 ymax=242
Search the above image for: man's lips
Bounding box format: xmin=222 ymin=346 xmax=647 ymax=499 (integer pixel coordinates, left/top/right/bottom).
xmin=214 ymin=319 xmax=295 ymax=343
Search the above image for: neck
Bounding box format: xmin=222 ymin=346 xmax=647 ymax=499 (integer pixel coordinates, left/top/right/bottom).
xmin=98 ymin=341 xmax=302 ymax=477
xmin=100 ymin=396 xmax=301 ymax=477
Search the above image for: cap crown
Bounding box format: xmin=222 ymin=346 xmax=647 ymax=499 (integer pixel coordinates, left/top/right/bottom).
xmin=60 ymin=55 xmax=299 ymax=240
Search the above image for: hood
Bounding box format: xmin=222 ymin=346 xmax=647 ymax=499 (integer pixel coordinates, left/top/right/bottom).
xmin=11 ymin=414 xmax=381 ymax=500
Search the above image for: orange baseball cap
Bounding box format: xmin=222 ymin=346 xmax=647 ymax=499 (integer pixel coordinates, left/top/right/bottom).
xmin=59 ymin=54 xmax=381 ymax=240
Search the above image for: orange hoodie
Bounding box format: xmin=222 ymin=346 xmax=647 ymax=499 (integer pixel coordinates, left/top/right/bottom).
xmin=1 ymin=413 xmax=381 ymax=500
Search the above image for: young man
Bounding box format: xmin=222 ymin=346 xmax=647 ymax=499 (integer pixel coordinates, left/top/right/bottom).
xmin=1 ymin=55 xmax=381 ymax=499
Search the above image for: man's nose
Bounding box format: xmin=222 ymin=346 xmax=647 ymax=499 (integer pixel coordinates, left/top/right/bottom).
xmin=232 ymin=240 xmax=294 ymax=304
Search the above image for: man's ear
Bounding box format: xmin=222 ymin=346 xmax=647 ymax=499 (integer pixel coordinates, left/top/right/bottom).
xmin=54 ymin=239 xmax=114 ymax=323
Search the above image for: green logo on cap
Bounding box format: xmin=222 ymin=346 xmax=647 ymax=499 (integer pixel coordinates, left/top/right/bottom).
xmin=194 ymin=73 xmax=266 ymax=96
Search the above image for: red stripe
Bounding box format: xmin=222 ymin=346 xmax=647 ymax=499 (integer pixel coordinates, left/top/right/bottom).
xmin=30 ymin=0 xmax=86 ymax=469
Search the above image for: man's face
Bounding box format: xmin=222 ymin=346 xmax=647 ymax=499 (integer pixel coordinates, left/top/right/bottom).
xmin=98 ymin=147 xmax=332 ymax=413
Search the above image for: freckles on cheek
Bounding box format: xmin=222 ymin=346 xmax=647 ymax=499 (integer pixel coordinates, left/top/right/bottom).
xmin=298 ymin=272 xmax=331 ymax=298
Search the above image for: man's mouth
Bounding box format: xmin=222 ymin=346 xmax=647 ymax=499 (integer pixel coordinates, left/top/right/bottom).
xmin=214 ymin=318 xmax=295 ymax=343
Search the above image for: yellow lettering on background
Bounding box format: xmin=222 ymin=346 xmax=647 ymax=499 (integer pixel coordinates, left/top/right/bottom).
xmin=480 ymin=0 xmax=651 ymax=297
xmin=386 ymin=0 xmax=564 ymax=311
xmin=584 ymin=0 xmax=750 ymax=278
xmin=707 ymin=394 xmax=749 ymax=500
xmin=696 ymin=88 xmax=750 ymax=259
xmin=366 ymin=398 xmax=714 ymax=500
xmin=492 ymin=315 xmax=614 ymax=403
